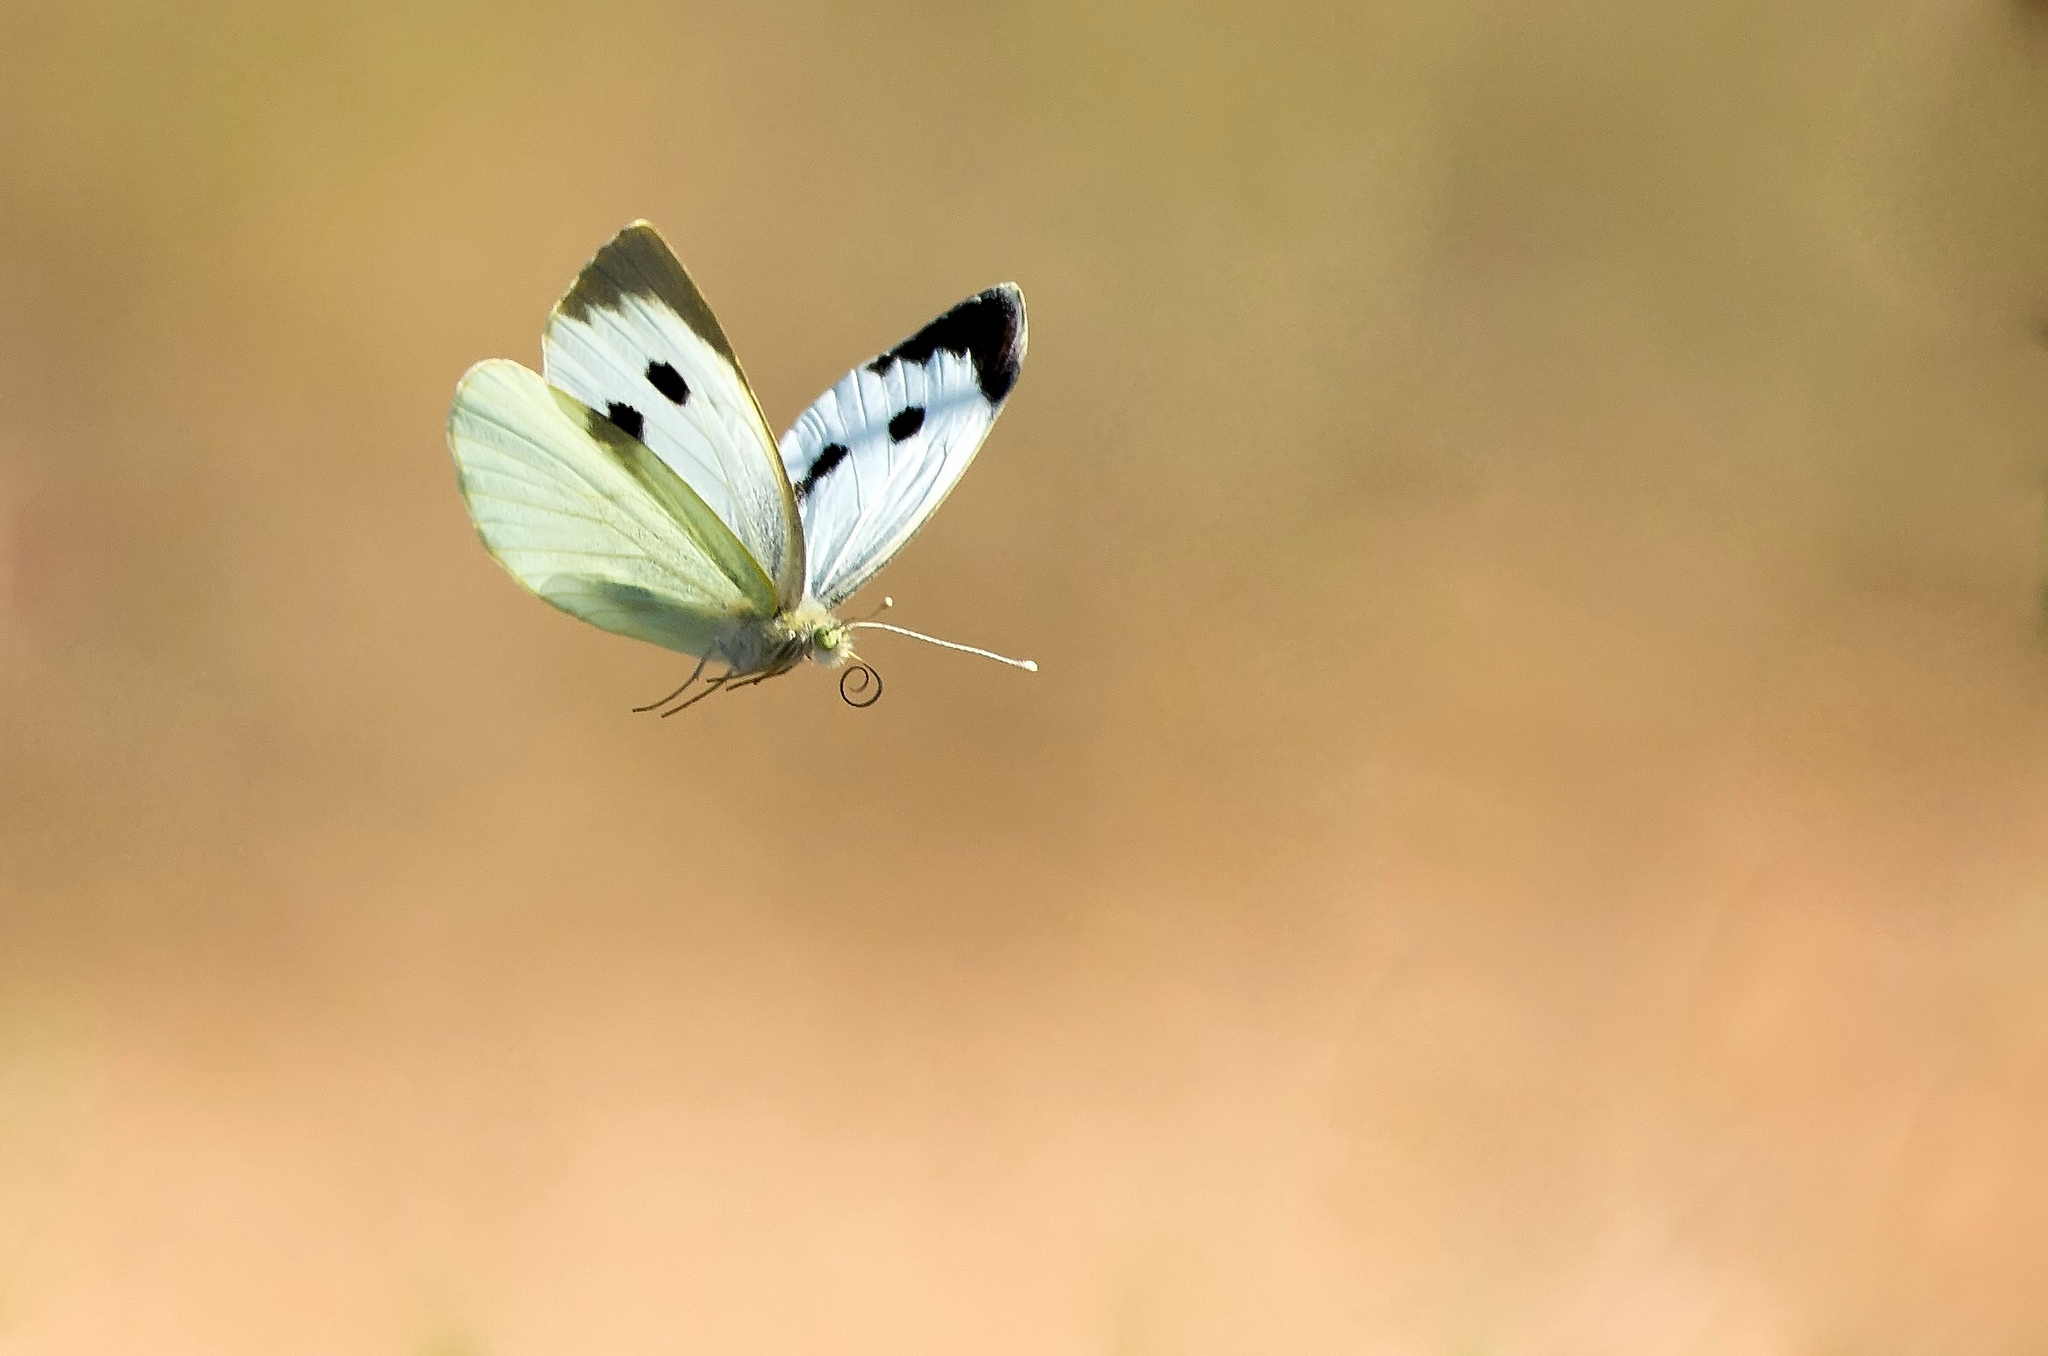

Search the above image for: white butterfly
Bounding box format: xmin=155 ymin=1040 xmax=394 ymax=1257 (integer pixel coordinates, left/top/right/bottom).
xmin=447 ymin=221 xmax=1036 ymax=712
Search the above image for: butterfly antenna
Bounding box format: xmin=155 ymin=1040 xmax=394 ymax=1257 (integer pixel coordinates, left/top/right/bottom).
xmin=846 ymin=621 xmax=1038 ymax=673
xmin=850 ymin=595 xmax=896 ymax=623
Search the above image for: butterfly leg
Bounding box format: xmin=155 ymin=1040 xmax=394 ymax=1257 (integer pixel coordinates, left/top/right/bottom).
xmin=658 ymin=670 xmax=737 ymax=715
xmin=632 ymin=651 xmax=713 ymax=713
xmin=720 ymin=642 xmax=806 ymax=694
xmin=657 ymin=642 xmax=751 ymax=717
xmin=720 ymin=668 xmax=785 ymax=692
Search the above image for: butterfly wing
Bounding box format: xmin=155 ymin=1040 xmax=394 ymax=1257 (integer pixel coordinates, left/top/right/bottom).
xmin=779 ymin=284 xmax=1026 ymax=608
xmin=541 ymin=222 xmax=807 ymax=608
xmin=448 ymin=358 xmax=777 ymax=657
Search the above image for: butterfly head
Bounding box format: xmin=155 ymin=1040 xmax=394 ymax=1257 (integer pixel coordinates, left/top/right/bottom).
xmin=779 ymin=600 xmax=855 ymax=668
xmin=808 ymin=620 xmax=855 ymax=667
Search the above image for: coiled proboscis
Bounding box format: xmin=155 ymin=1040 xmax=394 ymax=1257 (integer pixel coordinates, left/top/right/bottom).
xmin=838 ymin=662 xmax=883 ymax=708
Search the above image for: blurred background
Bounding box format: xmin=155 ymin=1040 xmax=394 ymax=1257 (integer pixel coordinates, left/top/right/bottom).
xmin=4 ymin=0 xmax=2048 ymax=1351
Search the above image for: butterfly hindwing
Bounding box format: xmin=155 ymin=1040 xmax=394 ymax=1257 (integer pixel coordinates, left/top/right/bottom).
xmin=541 ymin=222 xmax=807 ymax=608
xmin=448 ymin=358 xmax=776 ymax=657
xmin=779 ymin=284 xmax=1026 ymax=607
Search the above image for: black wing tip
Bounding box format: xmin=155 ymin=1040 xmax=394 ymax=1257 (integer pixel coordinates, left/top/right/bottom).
xmin=607 ymin=219 xmax=673 ymax=259
xmin=868 ymin=283 xmax=1027 ymax=405
xmin=554 ymin=220 xmax=682 ymax=323
xmin=550 ymin=219 xmax=741 ymax=365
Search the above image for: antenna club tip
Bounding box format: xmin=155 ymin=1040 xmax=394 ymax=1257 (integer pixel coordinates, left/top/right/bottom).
xmin=1022 ymin=661 xmax=1039 ymax=672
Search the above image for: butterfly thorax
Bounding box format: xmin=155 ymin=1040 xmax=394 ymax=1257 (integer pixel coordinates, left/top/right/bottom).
xmin=719 ymin=598 xmax=852 ymax=678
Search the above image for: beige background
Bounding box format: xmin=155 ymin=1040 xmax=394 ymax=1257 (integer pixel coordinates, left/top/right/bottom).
xmin=5 ymin=1 xmax=2048 ymax=1351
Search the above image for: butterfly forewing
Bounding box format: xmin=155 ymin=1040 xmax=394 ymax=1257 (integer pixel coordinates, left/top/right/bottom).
xmin=448 ymin=358 xmax=776 ymax=657
xmin=779 ymin=284 xmax=1026 ymax=607
xmin=542 ymin=222 xmax=806 ymax=608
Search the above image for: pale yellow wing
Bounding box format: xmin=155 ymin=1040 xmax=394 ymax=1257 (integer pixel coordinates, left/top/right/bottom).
xmin=447 ymin=358 xmax=776 ymax=657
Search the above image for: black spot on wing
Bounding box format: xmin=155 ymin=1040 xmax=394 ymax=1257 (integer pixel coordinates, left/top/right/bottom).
xmin=605 ymin=402 xmax=645 ymax=441
xmin=887 ymin=406 xmax=925 ymax=442
xmin=646 ymin=360 xmax=691 ymax=405
xmin=795 ymin=442 xmax=850 ymax=500
xmin=866 ymin=285 xmax=1025 ymax=404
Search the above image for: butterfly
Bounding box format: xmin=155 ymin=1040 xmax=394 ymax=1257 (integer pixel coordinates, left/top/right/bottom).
xmin=446 ymin=221 xmax=1036 ymax=712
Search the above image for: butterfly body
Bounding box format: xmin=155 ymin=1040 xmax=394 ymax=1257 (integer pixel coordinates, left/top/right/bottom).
xmin=447 ymin=221 xmax=1032 ymax=707
xmin=717 ymin=598 xmax=853 ymax=680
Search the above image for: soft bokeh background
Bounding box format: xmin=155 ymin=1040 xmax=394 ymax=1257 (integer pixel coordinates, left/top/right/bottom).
xmin=4 ymin=0 xmax=2048 ymax=1351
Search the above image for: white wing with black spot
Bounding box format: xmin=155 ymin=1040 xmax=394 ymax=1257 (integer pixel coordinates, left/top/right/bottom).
xmin=448 ymin=358 xmax=778 ymax=658
xmin=541 ymin=222 xmax=807 ymax=608
xmin=779 ymin=285 xmax=1027 ymax=608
